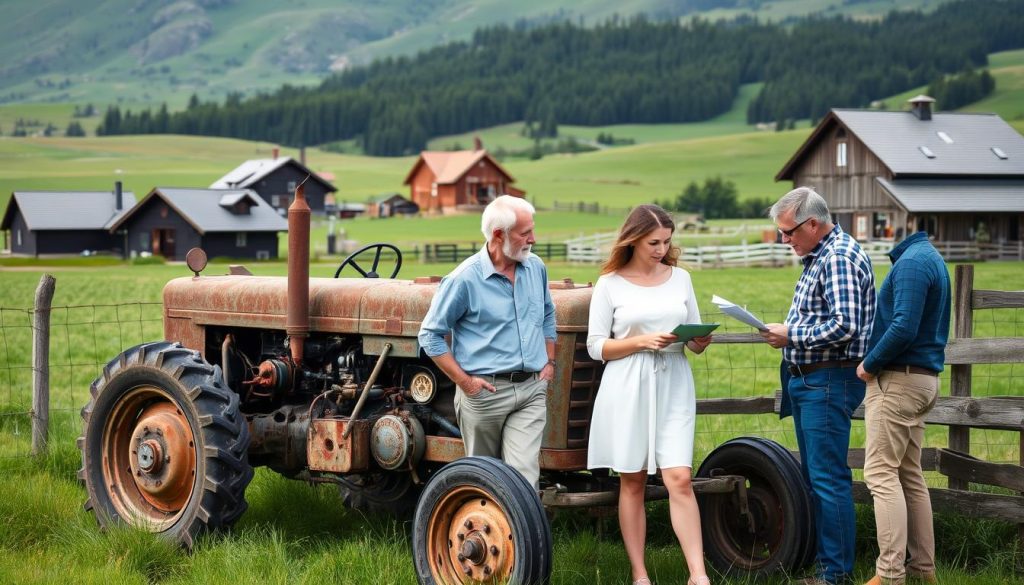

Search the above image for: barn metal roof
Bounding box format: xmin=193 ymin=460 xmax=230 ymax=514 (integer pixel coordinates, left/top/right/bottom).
xmin=403 ymin=150 xmax=515 ymax=185
xmin=2 ymin=190 xmax=136 ymax=231
xmin=108 ymin=188 xmax=287 ymax=234
xmin=833 ymin=110 xmax=1024 ymax=176
xmin=210 ymin=157 xmax=337 ymax=192
xmin=777 ymin=109 xmax=1024 ymax=180
xmin=876 ymin=178 xmax=1024 ymax=212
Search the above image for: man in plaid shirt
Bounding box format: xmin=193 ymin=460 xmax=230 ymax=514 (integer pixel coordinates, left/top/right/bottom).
xmin=761 ymin=187 xmax=876 ymax=585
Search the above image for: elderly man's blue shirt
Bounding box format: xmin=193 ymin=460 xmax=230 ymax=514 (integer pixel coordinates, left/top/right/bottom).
xmin=418 ymin=247 xmax=556 ymax=374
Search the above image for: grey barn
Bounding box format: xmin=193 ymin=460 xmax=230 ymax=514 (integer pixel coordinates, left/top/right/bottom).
xmin=776 ymin=96 xmax=1024 ymax=244
xmin=1 ymin=185 xmax=135 ymax=256
xmin=211 ymin=155 xmax=337 ymax=213
xmin=109 ymin=188 xmax=286 ymax=261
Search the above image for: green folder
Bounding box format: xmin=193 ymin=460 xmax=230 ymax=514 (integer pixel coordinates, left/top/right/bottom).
xmin=671 ymin=323 xmax=720 ymax=342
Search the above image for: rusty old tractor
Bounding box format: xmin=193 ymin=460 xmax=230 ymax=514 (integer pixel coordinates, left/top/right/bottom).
xmin=78 ymin=186 xmax=814 ymax=584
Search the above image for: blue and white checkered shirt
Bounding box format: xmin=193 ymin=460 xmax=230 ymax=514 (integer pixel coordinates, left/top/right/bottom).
xmin=783 ymin=224 xmax=876 ymax=365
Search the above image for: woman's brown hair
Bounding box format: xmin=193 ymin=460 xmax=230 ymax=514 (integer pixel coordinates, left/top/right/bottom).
xmin=600 ymin=204 xmax=680 ymax=275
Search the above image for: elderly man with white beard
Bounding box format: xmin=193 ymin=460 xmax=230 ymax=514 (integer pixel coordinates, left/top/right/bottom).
xmin=418 ymin=195 xmax=557 ymax=488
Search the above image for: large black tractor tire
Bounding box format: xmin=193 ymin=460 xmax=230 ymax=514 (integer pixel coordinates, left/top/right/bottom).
xmin=338 ymin=470 xmax=421 ymax=519
xmin=696 ymin=437 xmax=815 ymax=575
xmin=78 ymin=341 xmax=254 ymax=548
xmin=748 ymin=436 xmax=817 ymax=570
xmin=412 ymin=457 xmax=551 ymax=585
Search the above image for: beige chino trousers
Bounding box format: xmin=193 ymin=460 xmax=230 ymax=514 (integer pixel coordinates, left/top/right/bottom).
xmin=454 ymin=374 xmax=548 ymax=489
xmin=864 ymin=369 xmax=939 ymax=584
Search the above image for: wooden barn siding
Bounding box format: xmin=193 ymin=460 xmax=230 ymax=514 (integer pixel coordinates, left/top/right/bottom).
xmin=408 ymin=165 xmax=435 ymax=211
xmin=792 ymin=128 xmax=894 ymax=212
xmin=122 ymin=199 xmax=201 ymax=261
xmin=36 ymin=230 xmax=120 ymax=255
xmin=453 ymin=163 xmax=509 ymax=206
xmin=8 ymin=210 xmax=36 ymax=255
xmin=251 ymin=165 xmax=328 ymax=212
xmin=202 ymin=232 xmax=279 ymax=260
xmin=934 ymin=212 xmax=1023 ymax=242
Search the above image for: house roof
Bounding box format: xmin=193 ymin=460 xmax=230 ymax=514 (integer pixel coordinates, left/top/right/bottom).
xmin=1 ymin=190 xmax=136 ymax=231
xmin=403 ymin=150 xmax=515 ymax=185
xmin=777 ymin=109 xmax=1024 ymax=180
xmin=109 ymin=188 xmax=287 ymax=235
xmin=210 ymin=157 xmax=337 ymax=192
xmin=876 ymin=178 xmax=1024 ymax=213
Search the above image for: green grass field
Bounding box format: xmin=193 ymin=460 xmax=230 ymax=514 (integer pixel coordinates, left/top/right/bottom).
xmin=1 ymin=259 xmax=1022 ymax=584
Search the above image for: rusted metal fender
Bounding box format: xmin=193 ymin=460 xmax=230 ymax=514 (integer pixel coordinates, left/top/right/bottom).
xmin=162 ymin=275 xmax=594 ymax=336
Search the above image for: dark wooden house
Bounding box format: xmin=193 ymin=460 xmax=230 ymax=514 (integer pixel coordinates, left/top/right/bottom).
xmin=404 ymin=148 xmax=524 ymax=214
xmin=1 ymin=184 xmax=135 ymax=256
xmin=211 ymin=153 xmax=337 ymax=213
xmin=366 ymin=193 xmax=419 ymax=218
xmin=776 ymin=96 xmax=1024 ymax=243
xmin=108 ymin=188 xmax=286 ymax=261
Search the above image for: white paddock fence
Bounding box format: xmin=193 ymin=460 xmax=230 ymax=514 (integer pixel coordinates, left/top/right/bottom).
xmin=565 ymin=234 xmax=1023 ymax=268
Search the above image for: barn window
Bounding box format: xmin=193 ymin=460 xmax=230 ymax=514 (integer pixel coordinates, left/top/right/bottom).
xmin=919 ymin=146 xmax=936 ymax=159
xmin=937 ymin=131 xmax=953 ymax=144
xmin=139 ymin=233 xmax=149 ymax=249
xmin=431 ymin=183 xmax=438 ymax=197
xmin=836 ymin=142 xmax=847 ymax=167
xmin=16 ymin=230 xmax=21 ymax=246
xmin=256 ymin=250 xmax=270 ymax=260
xmin=236 ymin=232 xmax=247 ymax=247
xmin=287 ymin=181 xmax=296 ymax=193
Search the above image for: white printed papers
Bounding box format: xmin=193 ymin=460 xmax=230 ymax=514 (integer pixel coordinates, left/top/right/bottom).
xmin=711 ymin=295 xmax=767 ymax=331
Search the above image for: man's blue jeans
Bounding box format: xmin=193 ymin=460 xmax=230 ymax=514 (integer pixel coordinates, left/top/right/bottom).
xmin=788 ymin=366 xmax=865 ymax=584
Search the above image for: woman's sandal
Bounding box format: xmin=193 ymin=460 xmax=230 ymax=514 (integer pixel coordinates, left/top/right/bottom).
xmin=687 ymin=576 xmax=711 ymax=585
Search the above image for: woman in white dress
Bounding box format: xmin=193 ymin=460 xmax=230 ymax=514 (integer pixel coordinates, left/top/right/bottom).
xmin=586 ymin=205 xmax=712 ymax=585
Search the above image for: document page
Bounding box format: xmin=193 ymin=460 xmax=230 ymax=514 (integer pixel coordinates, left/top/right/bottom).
xmin=711 ymin=295 xmax=768 ymax=331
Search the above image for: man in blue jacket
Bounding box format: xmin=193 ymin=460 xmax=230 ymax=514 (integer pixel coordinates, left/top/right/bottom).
xmin=857 ymin=231 xmax=950 ymax=585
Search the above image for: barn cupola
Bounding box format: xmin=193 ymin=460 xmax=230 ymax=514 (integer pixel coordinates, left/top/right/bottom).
xmin=908 ymin=95 xmax=936 ymax=121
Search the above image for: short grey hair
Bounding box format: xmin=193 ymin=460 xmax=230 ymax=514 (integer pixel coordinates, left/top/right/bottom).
xmin=769 ymin=186 xmax=831 ymax=224
xmin=481 ymin=195 xmax=535 ymax=241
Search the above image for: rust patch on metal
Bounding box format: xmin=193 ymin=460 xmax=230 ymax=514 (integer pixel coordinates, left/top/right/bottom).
xmin=308 ymin=418 xmax=370 ymax=473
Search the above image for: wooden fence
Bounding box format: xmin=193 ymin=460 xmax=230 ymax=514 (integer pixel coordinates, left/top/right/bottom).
xmin=566 ymin=237 xmax=892 ymax=267
xmin=412 ymin=242 xmax=567 ymax=263
xmin=697 ymin=264 xmax=1024 ymax=537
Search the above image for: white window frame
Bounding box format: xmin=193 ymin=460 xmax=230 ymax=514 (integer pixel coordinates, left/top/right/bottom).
xmin=287 ymin=181 xmax=297 ymax=193
xmin=16 ymin=229 xmax=22 ymax=246
xmin=236 ymin=232 xmax=247 ymax=247
xmin=836 ymin=142 xmax=847 ymax=167
xmin=256 ymin=250 xmax=270 ymax=260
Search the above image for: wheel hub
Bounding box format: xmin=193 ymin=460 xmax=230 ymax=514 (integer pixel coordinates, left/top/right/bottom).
xmin=429 ymin=487 xmax=514 ymax=583
xmin=123 ymin=400 xmax=197 ymax=514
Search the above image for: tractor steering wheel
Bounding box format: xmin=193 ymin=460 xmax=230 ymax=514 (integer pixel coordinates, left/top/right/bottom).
xmin=334 ymin=243 xmax=403 ymax=278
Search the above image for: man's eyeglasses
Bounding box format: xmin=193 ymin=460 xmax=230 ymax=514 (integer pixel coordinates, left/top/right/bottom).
xmin=778 ymin=217 xmax=811 ymax=238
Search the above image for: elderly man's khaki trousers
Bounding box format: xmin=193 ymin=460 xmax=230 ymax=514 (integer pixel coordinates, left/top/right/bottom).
xmin=864 ymin=370 xmax=939 ymax=584
xmin=454 ymin=374 xmax=548 ymax=488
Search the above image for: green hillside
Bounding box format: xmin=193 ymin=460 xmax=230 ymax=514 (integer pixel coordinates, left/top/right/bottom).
xmin=0 ymin=0 xmax=957 ymax=111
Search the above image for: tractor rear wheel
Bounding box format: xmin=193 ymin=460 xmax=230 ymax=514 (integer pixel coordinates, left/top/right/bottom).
xmin=412 ymin=457 xmax=551 ymax=585
xmin=696 ymin=437 xmax=814 ymax=575
xmin=79 ymin=341 xmax=253 ymax=548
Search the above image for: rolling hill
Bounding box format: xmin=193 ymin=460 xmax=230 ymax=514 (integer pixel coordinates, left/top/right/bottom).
xmin=0 ymin=0 xmax=957 ymax=111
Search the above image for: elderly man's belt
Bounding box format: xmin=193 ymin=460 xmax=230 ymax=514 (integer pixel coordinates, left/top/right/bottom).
xmin=882 ymin=364 xmax=939 ymax=376
xmin=488 ymin=371 xmax=536 ymax=383
xmin=787 ymin=360 xmax=859 ymax=377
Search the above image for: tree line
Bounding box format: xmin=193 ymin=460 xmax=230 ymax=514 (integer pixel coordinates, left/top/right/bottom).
xmin=96 ymin=0 xmax=1024 ymax=156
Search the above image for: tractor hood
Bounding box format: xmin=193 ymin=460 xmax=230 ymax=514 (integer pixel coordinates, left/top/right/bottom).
xmin=163 ymin=275 xmax=593 ymax=338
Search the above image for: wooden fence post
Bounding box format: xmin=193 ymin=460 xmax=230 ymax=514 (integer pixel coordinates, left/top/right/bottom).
xmin=949 ymin=264 xmax=973 ymax=490
xmin=32 ymin=274 xmax=56 ymax=457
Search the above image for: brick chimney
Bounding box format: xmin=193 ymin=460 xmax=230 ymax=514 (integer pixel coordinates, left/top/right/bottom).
xmin=272 ymin=146 xmax=280 ymax=159
xmin=114 ymin=181 xmax=123 ymax=211
xmin=908 ymin=95 xmax=935 ymax=121
xmin=473 ymin=135 xmax=483 ymax=151
xmin=300 ymin=146 xmax=306 ymax=166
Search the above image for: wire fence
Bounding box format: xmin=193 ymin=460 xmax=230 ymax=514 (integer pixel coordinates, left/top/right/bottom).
xmin=0 ymin=301 xmax=163 ymax=458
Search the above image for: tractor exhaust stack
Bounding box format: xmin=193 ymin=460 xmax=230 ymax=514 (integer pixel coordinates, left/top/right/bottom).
xmin=286 ymin=179 xmax=310 ymax=365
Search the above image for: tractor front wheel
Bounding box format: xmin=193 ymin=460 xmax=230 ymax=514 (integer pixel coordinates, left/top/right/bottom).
xmin=79 ymin=341 xmax=253 ymax=548
xmin=412 ymin=457 xmax=551 ymax=585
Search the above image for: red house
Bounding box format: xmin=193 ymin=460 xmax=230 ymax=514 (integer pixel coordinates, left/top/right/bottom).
xmin=403 ymin=148 xmax=524 ymax=214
